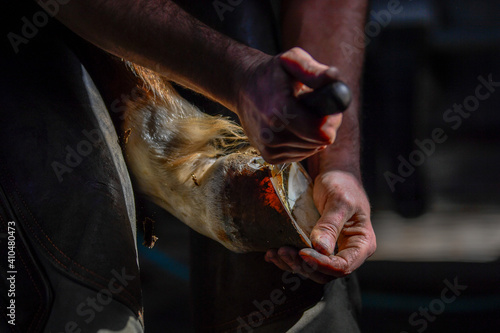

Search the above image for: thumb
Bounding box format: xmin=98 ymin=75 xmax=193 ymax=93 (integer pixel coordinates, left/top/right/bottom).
xmin=309 ymin=210 xmax=345 ymax=256
xmin=279 ymin=47 xmax=339 ymax=89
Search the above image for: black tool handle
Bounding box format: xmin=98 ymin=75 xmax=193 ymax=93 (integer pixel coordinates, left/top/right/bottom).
xmin=298 ymin=81 xmax=352 ymax=116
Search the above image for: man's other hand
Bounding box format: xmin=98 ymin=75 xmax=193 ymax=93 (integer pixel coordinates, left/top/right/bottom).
xmin=265 ymin=170 xmax=376 ymax=284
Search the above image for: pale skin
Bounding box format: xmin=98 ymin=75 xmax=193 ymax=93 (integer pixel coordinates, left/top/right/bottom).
xmin=42 ymin=0 xmax=376 ymax=284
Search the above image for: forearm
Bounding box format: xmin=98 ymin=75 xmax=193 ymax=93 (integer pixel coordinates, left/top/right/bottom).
xmin=282 ymin=0 xmax=368 ymax=180
xmin=37 ymin=0 xmax=264 ymax=111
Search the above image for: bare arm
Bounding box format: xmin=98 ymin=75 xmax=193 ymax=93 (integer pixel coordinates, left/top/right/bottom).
xmin=37 ymin=0 xmax=259 ymax=110
xmin=40 ymin=0 xmax=343 ymax=162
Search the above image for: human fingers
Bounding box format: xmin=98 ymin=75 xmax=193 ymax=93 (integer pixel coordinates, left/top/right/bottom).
xmin=265 ymin=249 xmax=293 ymax=272
xmin=299 ymin=231 xmax=375 ymax=278
xmin=260 ymin=147 xmax=325 ymax=164
xmin=276 ymin=246 xmax=333 ymax=284
xmin=279 ymin=47 xmax=340 ymax=89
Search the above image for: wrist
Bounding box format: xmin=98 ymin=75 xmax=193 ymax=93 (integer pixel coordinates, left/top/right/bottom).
xmin=223 ymin=43 xmax=271 ymax=114
xmin=324 ymin=151 xmax=361 ymax=178
xmin=317 ymin=146 xmax=361 ymax=179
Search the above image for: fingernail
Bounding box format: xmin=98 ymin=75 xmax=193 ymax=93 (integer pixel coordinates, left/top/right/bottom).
xmin=326 ymin=67 xmax=338 ymax=78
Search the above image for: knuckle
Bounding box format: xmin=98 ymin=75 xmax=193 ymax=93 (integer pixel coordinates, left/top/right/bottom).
xmin=290 ymin=46 xmax=305 ymax=56
xmin=338 ymin=258 xmax=355 ymax=276
xmin=335 ymin=260 xmax=351 ymax=277
xmin=328 ymin=187 xmax=357 ymax=214
xmin=327 ymin=66 xmax=340 ymax=77
xmin=326 ymin=193 xmax=355 ymax=216
xmin=315 ymin=222 xmax=340 ymax=240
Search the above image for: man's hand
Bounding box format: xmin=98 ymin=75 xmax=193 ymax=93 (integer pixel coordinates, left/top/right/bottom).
xmin=265 ymin=170 xmax=376 ymax=284
xmin=236 ymin=47 xmax=343 ymax=164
